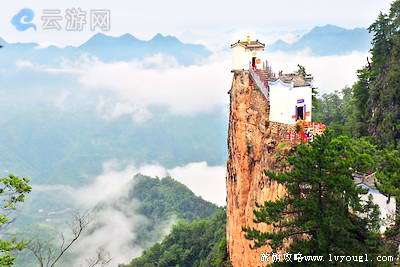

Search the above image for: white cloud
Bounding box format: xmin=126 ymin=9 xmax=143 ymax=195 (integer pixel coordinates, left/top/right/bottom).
xmin=15 ymin=50 xmax=368 ymax=121
xmin=77 ymin=50 xmax=368 ymax=116
xmin=15 ymin=60 xmax=35 ymax=69
xmin=74 ymin=161 xmax=137 ymax=208
xmin=75 ymin=50 xmax=367 ymax=121
xmin=71 ymin=160 xmax=226 ymax=265
xmin=77 ymin=54 xmax=230 ymax=120
xmin=15 ymin=59 xmax=82 ymax=75
xmin=33 ymin=160 xmax=226 ymax=265
xmin=13 ymin=53 xmax=230 ymax=122
xmin=168 ymin=162 xmax=226 ymax=206
xmin=96 ymin=97 xmax=153 ymax=123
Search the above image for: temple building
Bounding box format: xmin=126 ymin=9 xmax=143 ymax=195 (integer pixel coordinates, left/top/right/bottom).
xmin=231 ymin=36 xmax=314 ymax=125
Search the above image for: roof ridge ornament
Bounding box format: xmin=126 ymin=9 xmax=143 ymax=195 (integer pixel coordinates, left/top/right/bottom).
xmin=246 ymin=35 xmax=251 ymax=44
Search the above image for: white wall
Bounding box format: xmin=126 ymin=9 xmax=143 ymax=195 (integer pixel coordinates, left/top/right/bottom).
xmin=232 ymin=46 xmax=262 ymax=70
xmin=268 ymin=80 xmax=312 ymax=125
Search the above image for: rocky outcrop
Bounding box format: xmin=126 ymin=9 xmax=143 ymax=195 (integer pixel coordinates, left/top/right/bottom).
xmin=226 ymin=71 xmax=304 ymax=267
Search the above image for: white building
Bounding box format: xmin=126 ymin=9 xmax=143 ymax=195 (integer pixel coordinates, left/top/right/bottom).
xmin=231 ymin=36 xmax=265 ymax=71
xmin=231 ymin=36 xmax=313 ymax=125
xmin=269 ymin=79 xmax=312 ymax=125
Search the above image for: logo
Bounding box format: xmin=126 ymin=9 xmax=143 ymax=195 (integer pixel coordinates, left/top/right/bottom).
xmin=11 ymin=8 xmax=37 ymax=31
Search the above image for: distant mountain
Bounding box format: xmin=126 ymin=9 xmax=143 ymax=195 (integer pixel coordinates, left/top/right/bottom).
xmin=268 ymin=24 xmax=372 ymax=56
xmin=0 ymin=103 xmax=227 ymax=185
xmin=0 ymin=33 xmax=226 ymax=186
xmin=0 ymin=33 xmax=211 ymax=65
xmin=131 ymin=175 xmax=218 ymax=222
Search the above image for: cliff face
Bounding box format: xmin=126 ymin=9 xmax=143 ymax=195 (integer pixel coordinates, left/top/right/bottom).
xmin=226 ymin=71 xmax=302 ymax=267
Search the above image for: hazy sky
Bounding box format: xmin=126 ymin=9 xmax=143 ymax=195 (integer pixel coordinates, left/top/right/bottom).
xmin=1 ymin=0 xmax=393 ymax=47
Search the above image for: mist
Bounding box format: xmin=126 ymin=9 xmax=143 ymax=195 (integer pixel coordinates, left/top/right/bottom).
xmin=31 ymin=160 xmax=225 ymax=265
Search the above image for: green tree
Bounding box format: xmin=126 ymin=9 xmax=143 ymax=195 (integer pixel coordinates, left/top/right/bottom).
xmin=313 ymin=87 xmax=358 ymax=136
xmin=124 ymin=208 xmax=230 ymax=267
xmin=352 ymin=1 xmax=400 ymax=146
xmin=0 ymin=174 xmax=31 ymax=266
xmin=376 ymin=149 xmax=400 ymax=243
xmin=243 ymin=132 xmax=385 ymax=259
xmin=296 ymin=64 xmax=307 ymax=77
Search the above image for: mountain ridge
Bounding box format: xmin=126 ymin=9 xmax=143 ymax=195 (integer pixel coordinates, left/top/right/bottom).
xmin=0 ymin=33 xmax=211 ymax=65
xmin=268 ymin=24 xmax=372 ymax=55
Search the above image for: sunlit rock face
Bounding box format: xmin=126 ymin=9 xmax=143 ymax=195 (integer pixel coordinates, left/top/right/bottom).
xmin=226 ymin=71 xmax=305 ymax=267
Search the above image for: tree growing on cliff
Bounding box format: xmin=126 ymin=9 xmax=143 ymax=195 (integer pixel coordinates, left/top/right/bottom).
xmin=243 ymin=131 xmax=386 ymax=257
xmin=351 ymin=0 xmax=400 ymax=147
xmin=0 ymin=174 xmax=31 ymax=266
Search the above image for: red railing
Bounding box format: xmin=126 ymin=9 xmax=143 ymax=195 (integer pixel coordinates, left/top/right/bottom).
xmin=285 ymin=120 xmax=326 ymax=142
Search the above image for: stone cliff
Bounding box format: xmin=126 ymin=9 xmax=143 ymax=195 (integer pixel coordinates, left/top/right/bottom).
xmin=226 ymin=71 xmax=304 ymax=267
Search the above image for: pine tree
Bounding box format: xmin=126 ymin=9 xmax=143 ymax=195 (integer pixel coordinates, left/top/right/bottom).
xmin=353 ymin=1 xmax=400 ymax=146
xmin=243 ymin=132 xmax=384 ymax=258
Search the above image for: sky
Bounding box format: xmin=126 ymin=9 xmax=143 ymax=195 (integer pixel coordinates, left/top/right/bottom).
xmin=1 ymin=0 xmax=393 ymax=47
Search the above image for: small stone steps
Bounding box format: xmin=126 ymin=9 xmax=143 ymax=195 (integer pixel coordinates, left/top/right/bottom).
xmin=255 ymin=69 xmax=269 ymax=88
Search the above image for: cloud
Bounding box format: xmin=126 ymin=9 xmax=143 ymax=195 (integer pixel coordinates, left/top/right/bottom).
xmin=14 ymin=49 xmax=368 ymax=122
xmin=75 ymin=50 xmax=367 ymax=115
xmin=95 ymin=97 xmax=153 ymax=123
xmin=72 ymin=197 xmax=148 ymax=266
xmin=77 ymin=54 xmax=230 ymax=121
xmin=33 ymin=160 xmax=226 ymax=265
xmin=70 ymin=160 xmax=226 ymax=265
xmin=168 ymin=162 xmax=226 ymax=206
xmin=74 ymin=161 xmax=137 ymax=208
xmin=129 ymin=161 xmax=227 ymax=206
xmin=15 ymin=59 xmax=83 ymax=75
xmin=32 ymin=161 xmax=162 ymax=265
xmin=15 ymin=53 xmax=230 ymax=123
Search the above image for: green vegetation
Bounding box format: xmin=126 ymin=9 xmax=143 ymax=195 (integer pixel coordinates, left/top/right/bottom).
xmin=313 ymin=87 xmax=356 ymax=135
xmin=12 ymin=174 xmax=219 ymax=267
xmin=131 ymin=175 xmax=218 ymax=222
xmin=0 ymin=106 xmax=227 ymax=186
xmin=243 ymin=132 xmax=390 ymax=259
xmin=120 ymin=175 xmax=228 ymax=267
xmin=0 ymin=175 xmax=31 ymax=266
xmin=129 ymin=175 xmax=219 ymax=247
xmin=124 ymin=208 xmax=229 ymax=267
xmin=314 ymin=0 xmax=400 ymax=147
xmin=353 ymin=1 xmax=400 ymax=147
xmin=376 ymin=148 xmax=400 ymax=246
xmin=3 ymin=1 xmax=400 ymax=266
